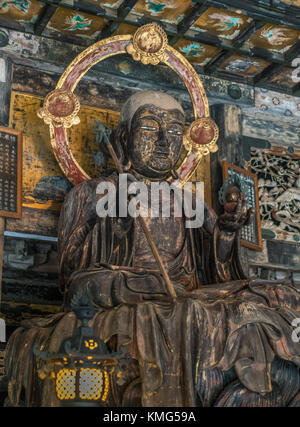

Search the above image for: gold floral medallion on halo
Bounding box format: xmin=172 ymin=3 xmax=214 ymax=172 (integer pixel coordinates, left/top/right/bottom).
xmin=184 ymin=117 xmax=219 ymax=155
xmin=37 ymin=88 xmax=81 ymax=128
xmin=126 ymin=23 xmax=168 ymax=65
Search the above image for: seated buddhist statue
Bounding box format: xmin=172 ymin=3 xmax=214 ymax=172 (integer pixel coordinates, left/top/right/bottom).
xmin=4 ymin=91 xmax=300 ymax=407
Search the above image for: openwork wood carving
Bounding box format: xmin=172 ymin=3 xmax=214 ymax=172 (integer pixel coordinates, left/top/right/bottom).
xmin=247 ymin=146 xmax=300 ymax=243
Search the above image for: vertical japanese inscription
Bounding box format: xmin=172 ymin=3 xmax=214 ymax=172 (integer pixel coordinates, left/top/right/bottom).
xmin=0 ymin=127 xmax=22 ymax=218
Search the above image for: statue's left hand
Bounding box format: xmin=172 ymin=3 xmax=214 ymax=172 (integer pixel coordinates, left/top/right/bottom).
xmin=218 ymin=197 xmax=255 ymax=233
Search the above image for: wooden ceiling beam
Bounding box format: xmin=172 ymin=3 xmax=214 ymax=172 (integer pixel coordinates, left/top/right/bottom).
xmin=291 ymin=81 xmax=300 ymax=97
xmin=232 ymin=21 xmax=266 ymax=49
xmin=203 ymin=50 xmax=233 ymax=75
xmin=253 ymin=61 xmax=300 ymax=94
xmin=169 ymin=1 xmax=210 ymax=46
xmin=40 ymin=0 xmax=107 ymax=17
xmin=202 ymin=41 xmax=292 ymax=91
xmin=117 ymin=0 xmax=139 ymax=19
xmin=284 ymin=40 xmax=300 ymax=64
xmin=200 ymin=64 xmax=300 ymax=97
xmin=97 ymin=0 xmax=139 ymax=41
xmin=0 ymin=18 xmax=30 ymax=34
xmin=98 ymin=21 xmax=120 ymax=39
xmin=34 ymin=2 xmax=62 ymax=36
xmin=252 ymin=62 xmax=282 ymax=85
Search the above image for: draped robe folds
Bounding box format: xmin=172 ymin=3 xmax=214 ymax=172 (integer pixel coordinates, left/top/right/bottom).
xmin=5 ymin=171 xmax=300 ymax=407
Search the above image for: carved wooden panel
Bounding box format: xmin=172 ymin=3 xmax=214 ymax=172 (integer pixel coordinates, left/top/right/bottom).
xmin=247 ymin=146 xmax=300 ymax=243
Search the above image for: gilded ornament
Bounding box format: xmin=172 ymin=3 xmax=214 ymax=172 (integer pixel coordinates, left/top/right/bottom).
xmin=37 ymin=25 xmax=212 ymax=186
xmin=126 ymin=23 xmax=168 ymax=65
xmin=37 ymin=89 xmax=80 ymax=128
xmin=184 ymin=117 xmax=219 ymax=155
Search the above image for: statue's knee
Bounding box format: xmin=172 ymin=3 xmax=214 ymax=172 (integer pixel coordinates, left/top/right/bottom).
xmin=65 ymin=269 xmax=122 ymax=309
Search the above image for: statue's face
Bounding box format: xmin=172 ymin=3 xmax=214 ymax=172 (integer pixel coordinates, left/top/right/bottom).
xmin=128 ymin=104 xmax=184 ymax=179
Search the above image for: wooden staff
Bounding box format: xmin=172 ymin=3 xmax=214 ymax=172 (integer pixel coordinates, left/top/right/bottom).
xmin=101 ymin=127 xmax=177 ymax=301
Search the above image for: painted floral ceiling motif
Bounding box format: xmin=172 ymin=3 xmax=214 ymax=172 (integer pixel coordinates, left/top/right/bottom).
xmin=190 ymin=7 xmax=252 ymax=40
xmin=129 ymin=0 xmax=192 ymax=25
xmin=0 ymin=0 xmax=44 ymax=24
xmin=47 ymin=7 xmax=107 ymax=39
xmin=174 ymin=39 xmax=221 ymax=66
xmin=245 ymin=24 xmax=300 ymax=54
xmin=218 ymin=54 xmax=270 ymax=77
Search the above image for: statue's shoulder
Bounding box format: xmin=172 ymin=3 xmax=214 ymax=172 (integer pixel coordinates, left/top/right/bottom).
xmin=65 ymin=169 xmax=119 ymax=201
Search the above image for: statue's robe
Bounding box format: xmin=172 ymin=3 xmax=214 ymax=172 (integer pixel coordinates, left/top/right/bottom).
xmin=5 ymin=171 xmax=300 ymax=407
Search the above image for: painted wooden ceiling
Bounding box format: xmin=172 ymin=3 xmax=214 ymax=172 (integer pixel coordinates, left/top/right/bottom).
xmin=0 ymin=0 xmax=300 ymax=95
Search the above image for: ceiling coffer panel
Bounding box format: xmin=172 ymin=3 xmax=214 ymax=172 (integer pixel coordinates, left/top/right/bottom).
xmin=0 ymin=0 xmax=299 ymax=95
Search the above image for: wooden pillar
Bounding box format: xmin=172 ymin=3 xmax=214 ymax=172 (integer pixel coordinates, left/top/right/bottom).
xmin=0 ymin=218 xmax=4 ymax=307
xmin=210 ymin=103 xmax=244 ymax=215
xmin=0 ymin=54 xmax=12 ymax=127
xmin=210 ymin=103 xmax=249 ymax=269
xmin=0 ymin=54 xmax=12 ymax=308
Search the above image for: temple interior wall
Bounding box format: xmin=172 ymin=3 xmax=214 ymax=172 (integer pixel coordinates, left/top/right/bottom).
xmin=0 ymin=30 xmax=299 ymax=335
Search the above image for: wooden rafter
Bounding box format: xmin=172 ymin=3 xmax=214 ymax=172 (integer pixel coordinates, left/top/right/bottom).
xmin=292 ymin=81 xmax=300 ymax=97
xmin=34 ymin=2 xmax=63 ymax=36
xmin=232 ymin=21 xmax=266 ymax=49
xmin=169 ymin=1 xmax=210 ymax=46
xmin=97 ymin=0 xmax=139 ymax=41
xmin=39 ymin=0 xmax=107 ymax=17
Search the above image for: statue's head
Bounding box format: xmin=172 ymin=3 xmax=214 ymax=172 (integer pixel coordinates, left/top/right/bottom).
xmin=115 ymin=91 xmax=185 ymax=179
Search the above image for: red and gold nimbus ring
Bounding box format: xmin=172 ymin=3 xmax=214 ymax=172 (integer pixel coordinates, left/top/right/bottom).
xmin=37 ymin=22 xmax=219 ymax=187
xmin=38 ymin=89 xmax=80 ymax=128
xmin=184 ymin=118 xmax=219 ymax=155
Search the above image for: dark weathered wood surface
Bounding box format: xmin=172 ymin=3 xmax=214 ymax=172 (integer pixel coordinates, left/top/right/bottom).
xmin=6 ymin=208 xmax=60 ymax=237
xmin=210 ymin=103 xmax=250 ymax=269
xmin=210 ymin=104 xmax=244 ymax=214
xmin=0 ymin=55 xmax=12 ymax=128
xmin=1 ymin=268 xmax=61 ymax=330
xmin=242 ymin=112 xmax=300 ymax=147
xmin=0 ymin=218 xmax=4 ymax=307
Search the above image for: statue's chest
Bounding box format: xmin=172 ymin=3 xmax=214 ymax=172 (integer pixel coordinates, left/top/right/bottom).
xmin=133 ymin=194 xmax=186 ymax=266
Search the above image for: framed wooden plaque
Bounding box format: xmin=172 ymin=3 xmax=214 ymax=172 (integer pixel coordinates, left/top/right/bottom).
xmin=222 ymin=161 xmax=262 ymax=251
xmin=0 ymin=127 xmax=22 ymax=219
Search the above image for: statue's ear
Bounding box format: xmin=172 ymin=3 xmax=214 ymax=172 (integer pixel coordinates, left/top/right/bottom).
xmin=113 ymin=122 xmax=129 ymax=167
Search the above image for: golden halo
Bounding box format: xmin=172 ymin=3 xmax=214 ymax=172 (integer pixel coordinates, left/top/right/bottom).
xmin=38 ymin=23 xmax=218 ymax=187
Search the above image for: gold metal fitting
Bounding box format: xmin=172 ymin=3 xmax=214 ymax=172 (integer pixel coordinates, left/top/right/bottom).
xmin=126 ymin=23 xmax=168 ymax=65
xmin=184 ymin=117 xmax=219 ymax=156
xmin=37 ymin=88 xmax=80 ymax=128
